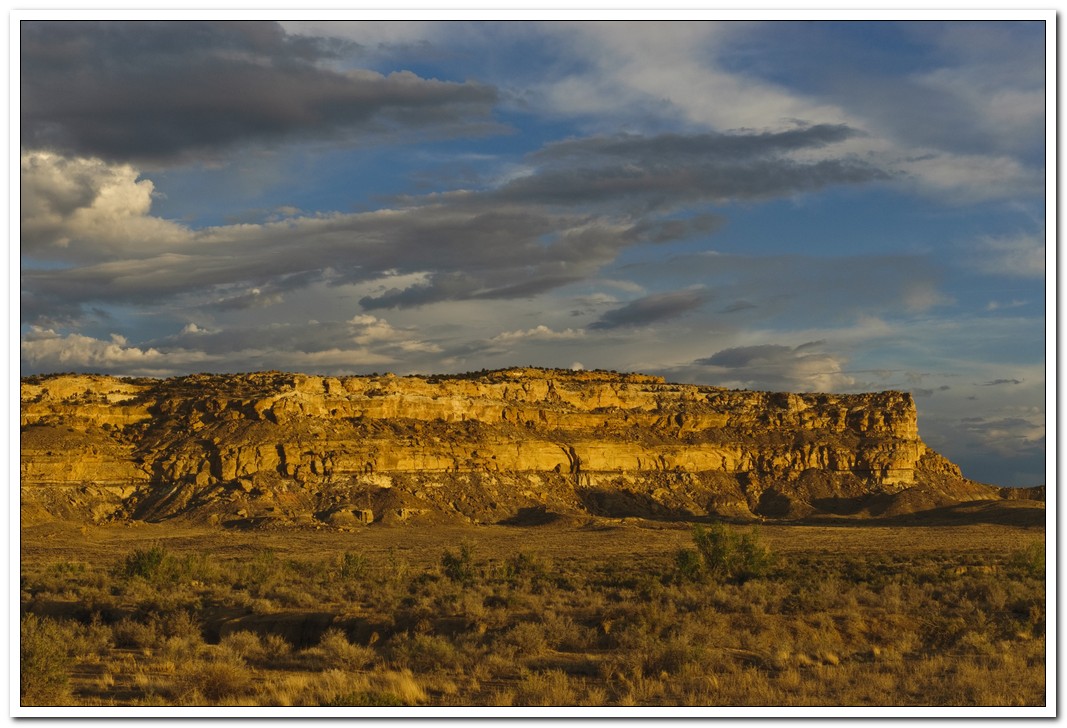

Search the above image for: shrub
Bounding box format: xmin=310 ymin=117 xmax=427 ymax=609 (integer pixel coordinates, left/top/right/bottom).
xmin=220 ymin=631 xmax=265 ymax=663
xmin=673 ymin=548 xmax=704 ymax=583
xmin=339 ymin=551 xmax=368 ymax=580
xmin=69 ymin=616 xmax=114 ymax=659
xmin=441 ymin=543 xmax=476 ymax=585
xmin=503 ymin=551 xmax=545 ymax=584
xmin=180 ymin=657 xmax=252 ymax=704
xmin=388 ymin=632 xmax=462 ymax=672
xmin=122 ymin=544 xmax=168 ymax=581
xmin=691 ymin=523 xmax=773 ymax=583
xmin=20 ymin=614 xmax=73 ymax=706
xmin=511 ymin=669 xmax=579 ymax=706
xmin=1009 ymin=541 xmax=1045 ymax=578
xmin=502 ymin=620 xmax=548 ymax=656
xmin=306 ymin=628 xmax=376 ymax=671
xmin=113 ymin=617 xmax=161 ymax=649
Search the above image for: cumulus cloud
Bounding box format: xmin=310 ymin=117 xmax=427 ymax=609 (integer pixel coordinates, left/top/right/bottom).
xmin=21 ymin=151 xmax=188 ymax=261
xmin=491 ymin=325 xmax=584 ymax=343
xmin=21 ymin=313 xmax=444 ymax=377
xmin=21 ymin=20 xmax=498 ymax=164
xmin=21 ymin=327 xmax=207 ymax=373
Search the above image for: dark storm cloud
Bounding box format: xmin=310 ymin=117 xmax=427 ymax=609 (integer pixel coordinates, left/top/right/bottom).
xmin=494 ymin=125 xmax=891 ymax=210
xmin=589 ymin=290 xmax=709 ymax=330
xmin=21 ymin=20 xmax=498 ymax=164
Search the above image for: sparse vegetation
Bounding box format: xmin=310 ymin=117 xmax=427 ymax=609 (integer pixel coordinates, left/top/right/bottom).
xmin=19 ymin=520 xmax=1045 ymax=707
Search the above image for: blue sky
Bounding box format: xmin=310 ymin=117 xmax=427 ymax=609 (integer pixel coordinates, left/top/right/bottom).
xmin=19 ymin=19 xmax=1048 ymax=486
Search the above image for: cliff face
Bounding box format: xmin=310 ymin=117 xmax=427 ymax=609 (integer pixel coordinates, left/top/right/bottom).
xmin=20 ymin=368 xmax=1001 ymax=526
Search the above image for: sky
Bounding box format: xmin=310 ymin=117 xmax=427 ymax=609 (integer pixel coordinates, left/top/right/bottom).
xmin=18 ymin=19 xmax=1049 ymax=487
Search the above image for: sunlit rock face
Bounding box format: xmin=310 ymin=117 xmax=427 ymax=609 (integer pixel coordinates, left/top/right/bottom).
xmin=20 ymin=368 xmax=1001 ymax=526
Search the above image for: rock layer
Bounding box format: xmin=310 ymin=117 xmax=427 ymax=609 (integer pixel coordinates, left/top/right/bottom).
xmin=20 ymin=368 xmax=1007 ymax=526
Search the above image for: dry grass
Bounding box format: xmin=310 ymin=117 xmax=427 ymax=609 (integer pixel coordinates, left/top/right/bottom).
xmin=20 ymin=519 xmax=1046 ymax=708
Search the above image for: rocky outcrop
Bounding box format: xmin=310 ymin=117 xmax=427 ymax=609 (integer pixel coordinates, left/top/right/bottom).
xmin=20 ymin=368 xmax=1012 ymax=526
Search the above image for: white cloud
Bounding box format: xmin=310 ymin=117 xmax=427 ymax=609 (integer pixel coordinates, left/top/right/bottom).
xmin=19 ymin=326 xmax=409 ymax=377
xmin=491 ymin=324 xmax=584 ymax=343
xmin=347 ymin=314 xmax=442 ymax=353
xmin=538 ymin=22 xmax=851 ymax=133
xmin=895 ymin=151 xmax=1041 ymax=203
xmin=527 ymin=22 xmax=1042 ymax=204
xmin=21 ymin=151 xmax=189 ymax=261
xmin=985 ymin=299 xmax=1028 ymax=312
xmin=901 ymin=280 xmax=953 ymax=313
xmin=690 ymin=341 xmax=856 ymax=393
xmin=20 ymin=327 xmax=204 ymax=372
xmin=966 ymin=232 xmax=1046 ymax=278
xmin=280 ymin=20 xmax=438 ymax=50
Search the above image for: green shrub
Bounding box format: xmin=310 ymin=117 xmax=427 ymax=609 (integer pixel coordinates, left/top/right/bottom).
xmin=122 ymin=544 xmax=168 ymax=581
xmin=503 ymin=551 xmax=545 ymax=583
xmin=1009 ymin=541 xmax=1045 ymax=578
xmin=441 ymin=543 xmax=476 ymax=585
xmin=339 ymin=551 xmax=368 ymax=580
xmin=673 ymin=548 xmax=704 ymax=583
xmin=691 ymin=523 xmax=773 ymax=583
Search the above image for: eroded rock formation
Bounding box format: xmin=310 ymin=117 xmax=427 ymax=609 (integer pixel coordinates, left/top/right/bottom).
xmin=20 ymin=368 xmax=1009 ymax=527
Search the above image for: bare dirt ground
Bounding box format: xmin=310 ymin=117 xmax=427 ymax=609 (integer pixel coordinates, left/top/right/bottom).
xmin=22 ymin=502 xmax=1045 ymax=567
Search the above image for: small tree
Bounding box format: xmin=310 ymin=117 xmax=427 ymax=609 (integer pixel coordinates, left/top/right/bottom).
xmin=690 ymin=522 xmax=773 ymax=583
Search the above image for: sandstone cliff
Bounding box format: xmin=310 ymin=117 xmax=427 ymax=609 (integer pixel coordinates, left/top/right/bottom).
xmin=20 ymin=368 xmax=1009 ymax=527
